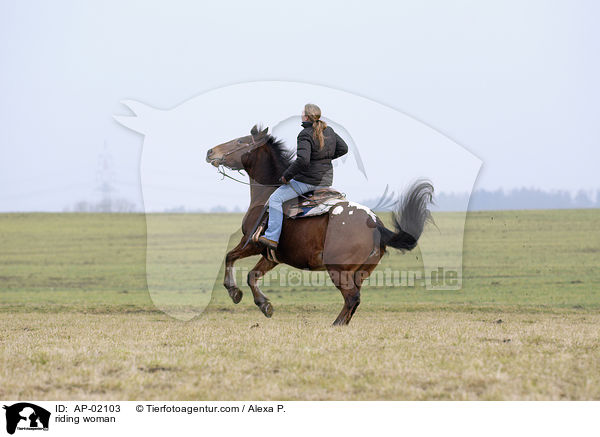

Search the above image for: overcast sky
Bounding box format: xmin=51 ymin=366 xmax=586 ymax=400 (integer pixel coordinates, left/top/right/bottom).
xmin=1 ymin=0 xmax=598 ymax=211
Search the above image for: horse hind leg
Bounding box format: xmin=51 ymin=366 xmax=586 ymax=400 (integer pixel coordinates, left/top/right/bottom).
xmin=328 ymin=267 xmax=361 ymax=326
xmin=247 ymin=256 xmax=278 ymax=318
xmin=224 ymin=238 xmax=261 ymax=304
xmin=333 ymin=286 xmax=360 ymax=326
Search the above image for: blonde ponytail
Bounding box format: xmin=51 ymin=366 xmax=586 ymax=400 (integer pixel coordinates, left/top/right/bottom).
xmin=304 ymin=103 xmax=327 ymax=150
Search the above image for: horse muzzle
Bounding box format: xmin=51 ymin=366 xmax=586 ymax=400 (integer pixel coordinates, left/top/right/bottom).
xmin=206 ymin=149 xmax=223 ymax=167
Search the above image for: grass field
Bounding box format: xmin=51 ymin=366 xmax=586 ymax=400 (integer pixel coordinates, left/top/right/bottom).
xmin=1 ymin=210 xmax=599 ymax=400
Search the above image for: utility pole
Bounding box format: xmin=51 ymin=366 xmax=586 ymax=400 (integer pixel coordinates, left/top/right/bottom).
xmin=96 ymin=140 xmax=115 ymax=212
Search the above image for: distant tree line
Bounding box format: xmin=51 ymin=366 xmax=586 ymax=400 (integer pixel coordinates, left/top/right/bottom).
xmin=362 ymin=187 xmax=599 ymax=212
xmin=64 ymin=198 xmax=139 ymax=213
xmin=64 ymin=200 xmax=243 ymax=213
xmin=162 ymin=205 xmax=243 ymax=213
xmin=430 ymin=188 xmax=599 ymax=211
xmin=64 ymin=187 xmax=599 ymax=213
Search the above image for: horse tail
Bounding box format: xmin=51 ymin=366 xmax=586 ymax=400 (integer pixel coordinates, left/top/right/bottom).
xmin=376 ymin=179 xmax=434 ymax=251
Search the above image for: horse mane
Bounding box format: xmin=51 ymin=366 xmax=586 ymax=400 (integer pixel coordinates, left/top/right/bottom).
xmin=260 ymin=128 xmax=294 ymax=174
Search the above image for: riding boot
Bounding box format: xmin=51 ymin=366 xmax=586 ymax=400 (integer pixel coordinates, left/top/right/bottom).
xmin=258 ymin=236 xmax=278 ymax=249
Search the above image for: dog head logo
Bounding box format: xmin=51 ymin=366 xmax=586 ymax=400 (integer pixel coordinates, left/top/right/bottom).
xmin=114 ymin=81 xmax=481 ymax=319
xmin=3 ymin=403 xmax=50 ymax=435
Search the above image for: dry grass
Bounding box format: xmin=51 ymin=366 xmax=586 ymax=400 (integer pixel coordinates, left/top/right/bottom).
xmin=1 ymin=210 xmax=599 ymax=400
xmin=1 ymin=306 xmax=599 ymax=400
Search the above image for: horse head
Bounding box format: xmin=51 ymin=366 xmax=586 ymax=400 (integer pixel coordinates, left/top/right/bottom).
xmin=206 ymin=125 xmax=269 ymax=170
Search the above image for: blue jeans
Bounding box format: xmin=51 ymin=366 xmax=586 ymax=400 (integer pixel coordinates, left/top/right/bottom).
xmin=264 ymin=179 xmax=318 ymax=242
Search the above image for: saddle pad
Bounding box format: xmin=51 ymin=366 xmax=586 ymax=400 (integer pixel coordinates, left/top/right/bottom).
xmin=285 ymin=195 xmax=346 ymax=219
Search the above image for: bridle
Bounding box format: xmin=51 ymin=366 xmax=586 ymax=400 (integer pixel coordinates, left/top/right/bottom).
xmin=218 ymin=136 xmax=262 ymax=159
xmin=213 ymin=136 xmax=282 ymax=187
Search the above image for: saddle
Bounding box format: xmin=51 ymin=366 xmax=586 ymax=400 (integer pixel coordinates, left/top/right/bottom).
xmin=250 ymin=188 xmax=346 ymax=244
xmin=283 ymin=187 xmax=346 ymax=218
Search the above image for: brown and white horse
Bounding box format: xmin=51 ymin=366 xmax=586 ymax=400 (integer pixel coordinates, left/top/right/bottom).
xmin=207 ymin=125 xmax=433 ymax=325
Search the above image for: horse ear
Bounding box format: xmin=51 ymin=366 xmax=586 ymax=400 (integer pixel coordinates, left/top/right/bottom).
xmin=251 ymin=125 xmax=269 ymax=141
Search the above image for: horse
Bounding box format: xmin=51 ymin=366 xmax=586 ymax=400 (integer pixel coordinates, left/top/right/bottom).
xmin=206 ymin=125 xmax=434 ymax=325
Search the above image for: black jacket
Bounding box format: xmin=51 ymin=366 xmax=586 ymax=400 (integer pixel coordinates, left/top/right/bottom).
xmin=282 ymin=121 xmax=348 ymax=186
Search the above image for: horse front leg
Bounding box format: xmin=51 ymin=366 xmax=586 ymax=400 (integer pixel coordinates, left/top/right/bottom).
xmin=224 ymin=238 xmax=262 ymax=304
xmin=247 ymin=256 xmax=278 ymax=317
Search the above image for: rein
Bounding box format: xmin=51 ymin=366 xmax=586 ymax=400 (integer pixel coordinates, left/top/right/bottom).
xmin=218 ymin=163 xmax=310 ymax=251
xmin=215 ymin=136 xmax=331 ymax=251
xmin=214 ymin=136 xmax=314 ymax=202
xmin=217 ymin=166 xmax=312 ymax=201
xmin=217 ymin=166 xmax=281 ymax=187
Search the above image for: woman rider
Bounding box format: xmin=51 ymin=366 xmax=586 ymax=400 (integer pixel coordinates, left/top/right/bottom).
xmin=258 ymin=103 xmax=348 ymax=249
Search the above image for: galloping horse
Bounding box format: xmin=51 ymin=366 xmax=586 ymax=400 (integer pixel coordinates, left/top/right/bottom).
xmin=206 ymin=125 xmax=434 ymax=325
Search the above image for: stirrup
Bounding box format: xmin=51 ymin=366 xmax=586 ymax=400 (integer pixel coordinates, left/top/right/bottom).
xmin=251 ymin=223 xmax=266 ymax=244
xmin=251 ymin=209 xmax=269 ymax=244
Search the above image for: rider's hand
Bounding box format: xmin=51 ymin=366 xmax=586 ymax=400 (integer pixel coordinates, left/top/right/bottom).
xmin=280 ymin=176 xmax=288 ymax=184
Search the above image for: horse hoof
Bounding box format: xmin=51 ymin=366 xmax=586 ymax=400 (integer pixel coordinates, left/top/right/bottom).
xmin=259 ymin=302 xmax=273 ymax=318
xmin=228 ymin=287 xmax=243 ymax=304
